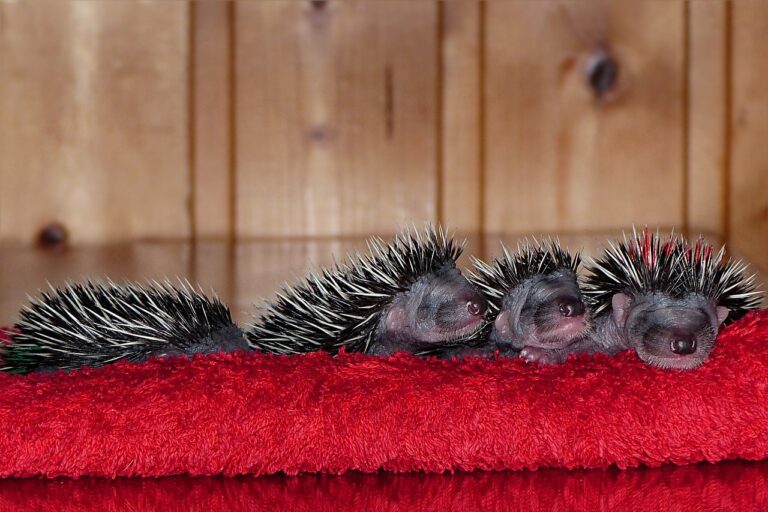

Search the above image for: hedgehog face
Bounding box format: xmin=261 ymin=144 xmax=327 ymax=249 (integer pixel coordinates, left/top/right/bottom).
xmin=612 ymin=292 xmax=729 ymax=370
xmin=378 ymin=266 xmax=488 ymax=351
xmin=493 ymin=269 xmax=591 ymax=350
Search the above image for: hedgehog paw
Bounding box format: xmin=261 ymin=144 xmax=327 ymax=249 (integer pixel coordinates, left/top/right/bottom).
xmin=520 ymin=347 xmax=566 ymax=366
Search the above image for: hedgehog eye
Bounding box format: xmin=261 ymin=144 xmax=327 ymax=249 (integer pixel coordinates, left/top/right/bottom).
xmin=467 ymin=300 xmax=484 ymax=316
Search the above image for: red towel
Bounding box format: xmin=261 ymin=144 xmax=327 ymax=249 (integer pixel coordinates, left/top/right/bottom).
xmin=1 ymin=310 xmax=767 ymax=479
xmin=1 ymin=462 xmax=767 ymax=511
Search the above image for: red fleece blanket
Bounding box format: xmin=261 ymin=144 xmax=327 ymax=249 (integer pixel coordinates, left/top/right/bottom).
xmin=0 ymin=310 xmax=767 ymax=479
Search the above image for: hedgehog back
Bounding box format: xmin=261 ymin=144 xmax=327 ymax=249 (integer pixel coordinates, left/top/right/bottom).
xmin=2 ymin=281 xmax=244 ymax=373
xmin=247 ymin=226 xmax=464 ymax=355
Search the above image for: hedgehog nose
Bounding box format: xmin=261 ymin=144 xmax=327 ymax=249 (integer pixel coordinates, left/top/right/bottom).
xmin=558 ymin=298 xmax=584 ymax=318
xmin=670 ymin=337 xmax=697 ymax=355
xmin=467 ymin=300 xmax=486 ymax=317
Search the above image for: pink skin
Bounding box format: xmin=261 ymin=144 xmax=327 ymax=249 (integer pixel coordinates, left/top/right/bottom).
xmin=518 ymin=318 xmax=590 ymax=364
xmin=493 ymin=310 xmax=589 ymax=365
xmin=521 ymin=315 xmax=591 ymax=364
xmin=520 ymin=346 xmax=568 ymax=365
xmin=532 ymin=316 xmax=590 ymax=349
xmin=494 ymin=311 xmax=513 ymax=340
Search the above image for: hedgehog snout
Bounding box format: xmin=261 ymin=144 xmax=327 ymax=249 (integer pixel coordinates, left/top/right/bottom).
xmin=670 ymin=336 xmax=697 ymax=355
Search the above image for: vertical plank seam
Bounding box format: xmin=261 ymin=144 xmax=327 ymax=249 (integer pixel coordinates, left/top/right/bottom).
xmin=188 ymin=1 xmax=198 ymax=282
xmin=435 ymin=0 xmax=445 ymax=227
xmin=723 ymin=0 xmax=733 ymax=246
xmin=225 ymin=0 xmax=238 ymax=303
xmin=228 ymin=1 xmax=237 ymax=246
xmin=478 ymin=0 xmax=487 ymax=260
xmin=681 ymin=0 xmax=690 ymax=238
xmin=226 ymin=0 xmax=238 ymax=301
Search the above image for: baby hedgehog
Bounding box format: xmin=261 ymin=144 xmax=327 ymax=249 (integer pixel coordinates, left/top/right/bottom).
xmin=247 ymin=225 xmax=489 ymax=356
xmin=433 ymin=239 xmax=592 ymax=365
xmin=1 ymin=280 xmax=247 ymax=374
xmin=584 ymin=229 xmax=763 ymax=370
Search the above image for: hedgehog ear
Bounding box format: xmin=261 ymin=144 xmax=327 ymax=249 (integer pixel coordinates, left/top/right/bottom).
xmin=716 ymin=306 xmax=729 ymax=325
xmin=494 ymin=310 xmax=513 ymax=339
xmin=383 ymin=305 xmax=408 ymax=333
xmin=611 ymin=293 xmax=632 ymax=330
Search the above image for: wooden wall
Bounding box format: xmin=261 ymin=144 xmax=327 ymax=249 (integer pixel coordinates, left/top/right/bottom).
xmin=0 ymin=1 xmax=766 ymax=268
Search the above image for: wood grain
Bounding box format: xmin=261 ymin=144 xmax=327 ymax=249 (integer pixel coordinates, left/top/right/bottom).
xmin=0 ymin=242 xmax=191 ymax=325
xmin=234 ymin=1 xmax=438 ymax=238
xmin=0 ymin=1 xmax=190 ymax=244
xmin=3 ymin=234 xmax=761 ymax=326
xmin=234 ymin=233 xmax=482 ymax=327
xmin=192 ymin=1 xmax=233 ymax=240
xmin=484 ymin=0 xmax=685 ymax=235
xmin=234 ymin=238 xmax=363 ymax=325
xmin=687 ymin=0 xmax=726 ymax=238
xmin=440 ymin=1 xmax=482 ymax=234
xmin=730 ymin=1 xmax=768 ymax=270
xmin=0 ymin=0 xmax=764 ymax=265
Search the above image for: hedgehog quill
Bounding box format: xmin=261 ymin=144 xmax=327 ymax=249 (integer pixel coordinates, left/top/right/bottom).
xmin=1 ymin=280 xmax=247 ymax=374
xmin=247 ymin=225 xmax=489 ymax=356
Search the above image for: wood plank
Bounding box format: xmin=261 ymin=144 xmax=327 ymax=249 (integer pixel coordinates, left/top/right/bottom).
xmin=234 ymin=238 xmax=364 ymax=326
xmin=185 ymin=2 xmax=235 ymax=300
xmin=234 ymin=232 xmax=483 ymax=327
xmin=687 ymin=0 xmax=727 ymax=238
xmin=730 ymin=1 xmax=768 ymax=270
xmin=440 ymin=1 xmax=482 ymax=234
xmin=0 ymin=242 xmax=191 ymax=325
xmin=234 ymin=1 xmax=438 ymax=238
xmin=484 ymin=1 xmax=685 ymax=235
xmin=0 ymin=0 xmax=190 ymax=245
xmin=191 ymin=1 xmax=234 ymax=241
xmin=2 ymin=233 xmax=761 ymax=326
xmin=191 ymin=240 xmax=236 ymax=323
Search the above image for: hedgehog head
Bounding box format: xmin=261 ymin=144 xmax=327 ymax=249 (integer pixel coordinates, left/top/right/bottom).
xmin=249 ymin=224 xmax=488 ymax=355
xmin=585 ymin=229 xmax=762 ymax=370
xmin=350 ymin=225 xmax=489 ymax=354
xmin=470 ymin=239 xmax=589 ymax=350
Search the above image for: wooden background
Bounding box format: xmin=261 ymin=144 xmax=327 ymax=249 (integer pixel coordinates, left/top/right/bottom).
xmin=0 ymin=0 xmax=766 ymax=320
